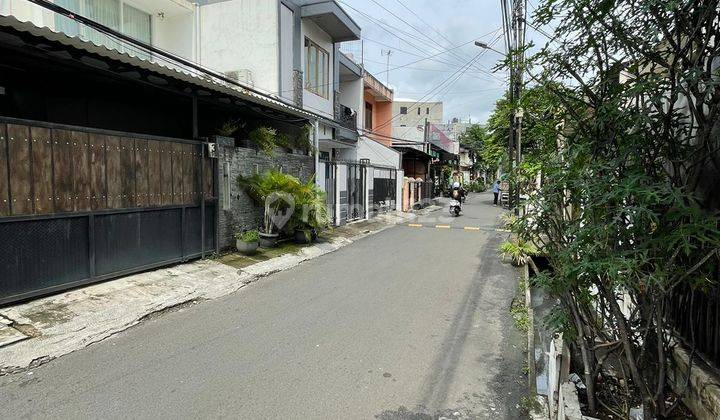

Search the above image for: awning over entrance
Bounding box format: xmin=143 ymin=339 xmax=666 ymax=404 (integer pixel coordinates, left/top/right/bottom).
xmin=0 ymin=14 xmax=315 ymax=123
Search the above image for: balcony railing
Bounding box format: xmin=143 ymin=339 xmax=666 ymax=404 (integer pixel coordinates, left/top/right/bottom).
xmin=335 ymin=103 xmax=357 ymax=131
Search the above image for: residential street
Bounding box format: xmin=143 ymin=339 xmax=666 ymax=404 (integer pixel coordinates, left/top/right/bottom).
xmin=0 ymin=193 xmax=525 ymax=419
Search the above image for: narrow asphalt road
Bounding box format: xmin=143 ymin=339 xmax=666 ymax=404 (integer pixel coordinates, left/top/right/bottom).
xmin=0 ymin=192 xmax=525 ymax=419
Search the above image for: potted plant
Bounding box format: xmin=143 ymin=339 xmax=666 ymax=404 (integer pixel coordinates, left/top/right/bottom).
xmin=249 ymin=126 xmax=278 ymax=156
xmin=235 ymin=229 xmax=259 ymax=254
xmin=238 ymin=170 xmax=300 ymax=248
xmin=213 ymin=118 xmax=243 ymax=147
xmin=288 ymin=178 xmax=329 ymax=244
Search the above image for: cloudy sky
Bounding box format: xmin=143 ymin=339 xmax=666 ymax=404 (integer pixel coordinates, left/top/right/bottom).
xmin=338 ymin=0 xmax=543 ymax=125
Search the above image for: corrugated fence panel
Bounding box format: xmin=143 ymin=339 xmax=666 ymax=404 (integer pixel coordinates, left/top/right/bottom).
xmin=53 ymin=129 xmax=74 ymax=213
xmin=74 ymin=131 xmax=91 ymax=212
xmin=30 ymin=126 xmax=53 ymax=214
xmin=0 ymin=216 xmax=90 ymax=301
xmin=94 ymin=208 xmax=183 ymax=276
xmin=0 ymin=124 xmax=8 ymax=216
xmin=7 ymin=124 xmax=32 ymax=215
xmin=88 ymin=133 xmax=107 ymax=210
xmin=134 ymin=138 xmax=149 ymax=208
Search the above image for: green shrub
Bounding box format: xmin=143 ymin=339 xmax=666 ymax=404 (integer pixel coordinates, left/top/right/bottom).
xmin=249 ymin=127 xmax=277 ymax=156
xmin=235 ymin=229 xmax=259 ymax=243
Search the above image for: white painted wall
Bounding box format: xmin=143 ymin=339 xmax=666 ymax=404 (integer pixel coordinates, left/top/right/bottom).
xmin=154 ymin=11 xmax=195 ymax=60
xmin=279 ymin=3 xmax=294 ymax=101
xmin=392 ymin=100 xmax=443 ymax=143
xmin=357 ymin=137 xmax=400 ymax=168
xmin=338 ymin=77 xmax=362 ymax=113
xmin=301 ymin=18 xmax=333 ymax=117
xmin=199 ymin=0 xmax=279 ymax=93
xmin=396 ymin=169 xmax=404 ymax=211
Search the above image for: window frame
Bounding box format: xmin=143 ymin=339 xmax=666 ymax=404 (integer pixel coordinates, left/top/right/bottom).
xmin=364 ymin=101 xmax=373 ymax=129
xmin=400 ymin=106 xmax=407 ymax=114
xmin=53 ymin=0 xmax=152 ymax=54
xmin=304 ymin=37 xmax=330 ymax=99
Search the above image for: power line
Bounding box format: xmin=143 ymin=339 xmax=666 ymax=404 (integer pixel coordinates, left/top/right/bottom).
xmin=374 ymin=49 xmax=488 ymax=134
xmin=364 ymin=0 xmax=502 ymax=79
xmin=339 ymin=0 xmax=467 ymax=68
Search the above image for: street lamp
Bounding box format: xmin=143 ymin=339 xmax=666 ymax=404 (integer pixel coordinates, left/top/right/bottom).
xmin=474 ymin=41 xmax=505 ymax=56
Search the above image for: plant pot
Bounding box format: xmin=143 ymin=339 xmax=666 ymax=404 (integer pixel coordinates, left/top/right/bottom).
xmin=258 ymin=232 xmax=279 ymax=248
xmin=236 ymin=239 xmax=259 ymax=255
xmin=294 ymin=229 xmax=312 ymax=244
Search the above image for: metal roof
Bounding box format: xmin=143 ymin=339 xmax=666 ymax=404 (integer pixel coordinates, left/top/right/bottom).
xmin=0 ymin=14 xmax=319 ymax=122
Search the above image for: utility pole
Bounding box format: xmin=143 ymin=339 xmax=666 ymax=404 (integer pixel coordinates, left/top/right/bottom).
xmin=381 ymin=49 xmax=392 ymax=85
xmin=512 ymin=0 xmax=526 ymax=216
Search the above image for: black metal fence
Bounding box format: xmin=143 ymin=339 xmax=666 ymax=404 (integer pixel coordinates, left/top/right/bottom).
xmin=421 ymin=180 xmax=435 ymax=206
xmin=667 ymin=284 xmax=720 ymax=368
xmin=372 ymin=168 xmax=396 ymax=214
xmin=0 ymin=117 xmax=217 ymax=306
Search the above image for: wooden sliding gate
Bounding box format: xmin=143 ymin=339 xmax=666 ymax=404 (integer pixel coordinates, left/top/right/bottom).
xmin=0 ymin=118 xmax=216 ymax=305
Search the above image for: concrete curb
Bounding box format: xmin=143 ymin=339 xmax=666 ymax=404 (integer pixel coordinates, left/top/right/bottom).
xmin=0 ymin=211 xmax=422 ymax=375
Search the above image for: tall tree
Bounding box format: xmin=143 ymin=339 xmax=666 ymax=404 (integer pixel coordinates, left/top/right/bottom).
xmin=512 ymin=0 xmax=720 ymax=417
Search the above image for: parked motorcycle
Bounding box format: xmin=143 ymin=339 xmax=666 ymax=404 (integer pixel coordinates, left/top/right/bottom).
xmin=449 ymin=199 xmax=461 ymax=217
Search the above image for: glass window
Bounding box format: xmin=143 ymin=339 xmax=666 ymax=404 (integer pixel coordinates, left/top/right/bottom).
xmin=122 ymin=3 xmax=151 ymax=58
xmin=123 ymin=4 xmax=151 ymax=44
xmin=364 ymin=101 xmax=373 ymax=129
xmin=54 ymin=0 xmax=81 ymax=37
xmin=400 ymin=106 xmax=407 ymax=114
xmin=305 ymin=38 xmax=329 ymax=98
xmin=417 ymin=108 xmax=421 ymax=115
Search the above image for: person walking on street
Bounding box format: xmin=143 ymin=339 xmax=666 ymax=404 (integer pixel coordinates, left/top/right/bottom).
xmin=492 ymin=180 xmax=501 ymax=206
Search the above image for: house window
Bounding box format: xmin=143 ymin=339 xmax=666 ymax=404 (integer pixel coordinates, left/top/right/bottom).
xmin=365 ymin=101 xmax=373 ymax=129
xmin=305 ymin=38 xmax=330 ymax=98
xmin=417 ymin=108 xmax=421 ymax=115
xmin=400 ymin=106 xmax=407 ymax=114
xmin=123 ymin=4 xmax=151 ymax=44
xmin=53 ymin=0 xmax=152 ymax=56
xmin=426 ymin=107 xmax=430 ymax=114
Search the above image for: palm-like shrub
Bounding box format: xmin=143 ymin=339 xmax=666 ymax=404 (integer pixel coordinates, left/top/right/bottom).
xmin=238 ymin=171 xmax=329 ymax=236
xmin=238 ymin=170 xmax=300 ymax=234
xmin=289 ymin=178 xmax=329 ymax=233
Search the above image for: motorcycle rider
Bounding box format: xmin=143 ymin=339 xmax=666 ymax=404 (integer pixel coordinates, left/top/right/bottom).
xmin=450 ymin=181 xmax=465 ymax=210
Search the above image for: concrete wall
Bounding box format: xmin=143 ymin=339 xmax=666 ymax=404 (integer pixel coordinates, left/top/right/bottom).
xmin=154 ymin=11 xmax=195 ymax=61
xmin=199 ymin=0 xmax=279 ymax=92
xmin=217 ymin=145 xmax=314 ymax=250
xmin=279 ymin=2 xmax=294 ymax=101
xmin=363 ymin=90 xmax=392 ymax=146
xmin=301 ymin=18 xmax=333 ymax=118
xmin=392 ymin=100 xmax=443 ymax=143
xmin=338 ymin=77 xmax=362 ymax=114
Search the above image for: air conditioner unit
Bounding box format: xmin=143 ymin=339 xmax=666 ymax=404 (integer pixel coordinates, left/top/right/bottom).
xmin=223 ymin=69 xmax=254 ymax=87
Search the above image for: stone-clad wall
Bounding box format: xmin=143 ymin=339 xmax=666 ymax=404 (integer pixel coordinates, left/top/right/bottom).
xmin=217 ymin=145 xmax=314 ymax=250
